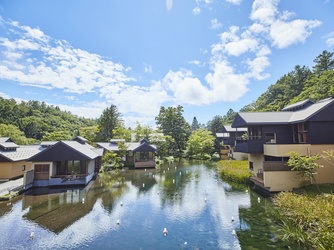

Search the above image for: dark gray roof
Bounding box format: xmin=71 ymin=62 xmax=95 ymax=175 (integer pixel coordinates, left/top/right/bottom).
xmin=281 ymin=99 xmax=314 ymax=111
xmin=61 ymin=141 xmax=99 ymax=159
xmin=223 ymin=126 xmax=247 ymax=132
xmin=0 ymin=137 xmax=13 ymax=143
xmin=97 ymin=141 xmax=156 ymax=152
xmin=0 ymin=145 xmax=43 ymax=162
xmin=233 ymin=98 xmax=334 ymax=127
xmin=0 ymin=142 xmax=19 ymax=149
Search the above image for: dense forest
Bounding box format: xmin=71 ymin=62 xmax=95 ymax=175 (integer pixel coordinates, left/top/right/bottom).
xmin=0 ymin=99 xmax=97 ymax=144
xmin=0 ymin=50 xmax=333 ymax=146
xmin=240 ymin=50 xmax=334 ymax=112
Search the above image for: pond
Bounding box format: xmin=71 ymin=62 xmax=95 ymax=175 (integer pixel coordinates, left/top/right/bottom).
xmin=0 ymin=161 xmax=289 ymax=250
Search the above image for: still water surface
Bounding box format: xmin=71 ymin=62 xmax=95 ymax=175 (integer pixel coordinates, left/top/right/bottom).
xmin=0 ymin=161 xmax=288 ymax=249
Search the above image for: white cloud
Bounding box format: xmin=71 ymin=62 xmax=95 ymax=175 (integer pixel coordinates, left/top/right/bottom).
xmin=213 ymin=26 xmax=259 ymax=57
xmin=0 ymin=19 xmax=135 ymax=95
xmin=161 ymin=69 xmax=212 ymax=105
xmin=205 ymin=59 xmax=249 ymax=102
xmin=144 ymin=63 xmax=153 ymax=73
xmin=192 ymin=6 xmax=201 ymax=15
xmin=326 ymin=37 xmax=334 ymax=47
xmin=99 ymin=81 xmax=169 ymax=117
xmin=270 ymin=19 xmax=321 ymax=48
xmin=323 ymin=31 xmax=334 ymax=47
xmin=250 ymin=0 xmax=278 ymax=25
xmin=249 ymin=0 xmax=321 ymax=49
xmin=210 ymin=18 xmax=222 ymax=30
xmin=187 ymin=60 xmax=205 ymax=67
xmin=226 ymin=0 xmax=242 ymax=5
xmin=245 ymin=56 xmax=270 ymax=80
xmin=166 ymin=0 xmax=173 ymax=11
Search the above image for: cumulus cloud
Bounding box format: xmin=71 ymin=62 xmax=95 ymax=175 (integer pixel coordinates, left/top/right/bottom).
xmin=0 ymin=22 xmax=135 ymax=94
xmin=226 ymin=0 xmax=242 ymax=5
xmin=192 ymin=6 xmax=201 ymax=15
xmin=0 ymin=18 xmax=172 ymax=125
xmin=323 ymin=31 xmax=334 ymax=47
xmin=144 ymin=63 xmax=153 ymax=73
xmin=210 ymin=19 xmax=222 ymax=30
xmin=250 ymin=0 xmax=321 ymax=48
xmin=270 ymin=19 xmax=321 ymax=48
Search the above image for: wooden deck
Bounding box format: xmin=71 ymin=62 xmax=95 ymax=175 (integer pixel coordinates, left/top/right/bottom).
xmin=250 ymin=176 xmax=264 ymax=187
xmin=135 ymin=160 xmax=156 ymax=169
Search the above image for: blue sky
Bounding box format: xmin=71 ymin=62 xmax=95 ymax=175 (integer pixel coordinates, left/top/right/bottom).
xmin=0 ymin=0 xmax=333 ymax=128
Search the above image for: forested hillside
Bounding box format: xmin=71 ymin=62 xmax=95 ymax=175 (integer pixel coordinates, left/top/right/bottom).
xmin=240 ymin=50 xmax=334 ymax=112
xmin=0 ymin=98 xmax=97 ymax=143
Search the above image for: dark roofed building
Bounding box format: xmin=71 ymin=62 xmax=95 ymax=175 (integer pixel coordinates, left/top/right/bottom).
xmin=231 ymin=98 xmax=334 ymax=192
xmin=0 ymin=138 xmax=43 ymax=180
xmin=27 ymin=138 xmax=102 ymax=188
xmin=97 ymin=138 xmax=157 ymax=169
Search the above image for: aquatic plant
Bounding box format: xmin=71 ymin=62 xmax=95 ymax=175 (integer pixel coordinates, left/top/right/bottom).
xmin=217 ymin=160 xmax=251 ymax=184
xmin=273 ymin=189 xmax=334 ymax=249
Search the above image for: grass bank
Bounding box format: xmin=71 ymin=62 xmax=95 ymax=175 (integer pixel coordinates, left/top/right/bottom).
xmin=273 ymin=184 xmax=334 ymax=249
xmin=217 ymin=160 xmax=251 ymax=184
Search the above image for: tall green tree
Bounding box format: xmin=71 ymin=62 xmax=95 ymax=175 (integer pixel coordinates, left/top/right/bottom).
xmin=112 ymin=126 xmax=132 ymax=142
xmin=97 ymin=105 xmax=121 ymax=141
xmin=42 ymin=130 xmax=72 ymax=141
xmin=155 ymin=105 xmax=191 ymax=157
xmin=313 ymin=50 xmax=334 ymax=76
xmin=0 ymin=124 xmax=35 ymax=144
xmin=191 ymin=116 xmax=200 ymax=131
xmin=222 ymin=109 xmax=237 ymax=125
xmin=207 ymin=115 xmax=224 ymax=135
xmin=133 ymin=122 xmax=153 ymax=141
xmin=292 ymin=70 xmax=334 ymax=102
xmin=186 ymin=129 xmax=215 ymax=159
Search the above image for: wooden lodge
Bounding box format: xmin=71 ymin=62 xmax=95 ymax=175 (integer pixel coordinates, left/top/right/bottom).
xmin=97 ymin=138 xmax=157 ymax=169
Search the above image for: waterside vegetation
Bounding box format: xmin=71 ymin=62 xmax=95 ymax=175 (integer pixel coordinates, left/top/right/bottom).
xmin=273 ymin=185 xmax=334 ymax=249
xmin=217 ymin=160 xmax=251 ymax=184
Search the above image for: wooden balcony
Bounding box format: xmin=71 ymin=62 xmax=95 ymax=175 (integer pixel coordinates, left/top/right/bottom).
xmin=135 ymin=160 xmax=156 ymax=169
xmin=263 ymin=161 xmax=292 ymax=171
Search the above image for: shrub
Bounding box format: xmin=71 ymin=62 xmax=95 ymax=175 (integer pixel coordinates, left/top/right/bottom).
xmin=217 ymin=160 xmax=251 ymax=184
xmin=273 ymin=190 xmax=334 ymax=249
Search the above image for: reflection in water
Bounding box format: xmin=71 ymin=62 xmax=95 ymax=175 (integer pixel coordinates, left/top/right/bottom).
xmin=0 ymin=161 xmax=288 ymax=249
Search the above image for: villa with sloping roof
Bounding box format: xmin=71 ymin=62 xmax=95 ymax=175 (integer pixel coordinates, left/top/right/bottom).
xmin=27 ymin=136 xmax=103 ymax=188
xmin=0 ymin=138 xmax=43 ymax=180
xmin=232 ymin=98 xmax=334 ymax=193
xmin=97 ymin=138 xmax=157 ymax=169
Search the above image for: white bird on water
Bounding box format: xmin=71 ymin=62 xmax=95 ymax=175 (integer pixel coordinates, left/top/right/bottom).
xmin=82 ymin=198 xmax=85 ymax=204
xmin=258 ymin=197 xmax=261 ymax=203
xmin=120 ymin=201 xmax=123 ymax=206
xmin=232 ymin=230 xmax=236 ymax=236
xmin=117 ymin=219 xmax=120 ymax=225
xmin=163 ymin=227 xmax=168 ymax=236
xmin=30 ymin=232 xmax=35 ymax=240
xmin=231 ymin=216 xmax=234 ymax=222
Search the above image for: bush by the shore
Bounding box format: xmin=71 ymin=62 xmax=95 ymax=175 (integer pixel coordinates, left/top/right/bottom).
xmin=273 ymin=185 xmax=334 ymax=249
xmin=217 ymin=160 xmax=251 ymax=184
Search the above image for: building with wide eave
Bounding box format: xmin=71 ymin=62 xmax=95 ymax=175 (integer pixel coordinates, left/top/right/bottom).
xmin=97 ymin=138 xmax=157 ymax=169
xmin=26 ymin=136 xmax=103 ymax=188
xmin=0 ymin=138 xmax=43 ymax=180
xmin=232 ymin=97 xmax=334 ymax=193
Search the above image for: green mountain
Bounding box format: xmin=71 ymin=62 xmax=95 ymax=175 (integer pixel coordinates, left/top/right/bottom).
xmin=0 ymin=98 xmax=97 ymax=143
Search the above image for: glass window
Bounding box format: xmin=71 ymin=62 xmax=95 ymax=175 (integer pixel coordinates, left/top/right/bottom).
xmin=22 ymin=165 xmax=25 ymax=171
xmin=265 ymin=133 xmax=276 ymax=143
xmin=248 ymin=126 xmax=262 ymax=139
